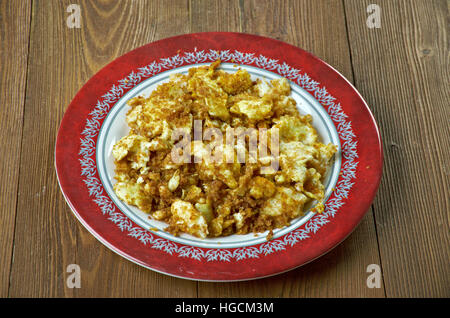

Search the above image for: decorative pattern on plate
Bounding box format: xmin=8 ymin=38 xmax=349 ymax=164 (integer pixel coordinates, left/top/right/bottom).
xmin=79 ymin=49 xmax=358 ymax=262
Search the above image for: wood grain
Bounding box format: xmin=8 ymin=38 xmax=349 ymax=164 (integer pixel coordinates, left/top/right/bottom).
xmin=0 ymin=0 xmax=31 ymax=297
xmin=196 ymin=0 xmax=385 ymax=297
xmin=8 ymin=0 xmax=196 ymax=297
xmin=344 ymin=0 xmax=449 ymax=297
xmin=189 ymin=0 xmax=241 ymax=33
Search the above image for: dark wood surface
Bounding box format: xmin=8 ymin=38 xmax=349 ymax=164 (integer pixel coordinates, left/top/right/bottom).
xmin=0 ymin=0 xmax=448 ymax=297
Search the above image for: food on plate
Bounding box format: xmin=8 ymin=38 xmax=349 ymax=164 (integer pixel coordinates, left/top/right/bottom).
xmin=112 ymin=60 xmax=336 ymax=239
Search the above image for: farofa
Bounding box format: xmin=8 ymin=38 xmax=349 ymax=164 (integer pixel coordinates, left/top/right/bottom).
xmin=112 ymin=60 xmax=336 ymax=239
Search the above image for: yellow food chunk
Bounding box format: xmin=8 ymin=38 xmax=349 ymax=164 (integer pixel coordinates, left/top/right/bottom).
xmin=230 ymin=98 xmax=273 ymax=121
xmin=249 ymin=176 xmax=276 ymax=199
xmin=114 ymin=181 xmax=152 ymax=213
xmin=188 ymin=65 xmax=230 ymax=121
xmin=171 ymin=200 xmax=209 ymax=239
xmin=279 ymin=141 xmax=316 ymax=184
xmin=168 ymin=170 xmax=180 ymax=192
xmin=216 ymin=69 xmax=252 ymax=94
xmin=112 ymin=134 xmax=151 ymax=170
xmin=261 ymin=187 xmax=308 ymax=218
xmin=271 ymin=78 xmax=290 ymax=95
xmin=272 ymin=115 xmax=317 ymax=144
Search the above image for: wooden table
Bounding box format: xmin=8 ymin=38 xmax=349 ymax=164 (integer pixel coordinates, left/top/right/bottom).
xmin=1 ymin=0 xmax=448 ymax=298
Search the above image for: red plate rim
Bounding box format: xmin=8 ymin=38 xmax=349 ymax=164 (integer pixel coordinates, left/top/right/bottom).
xmin=55 ymin=32 xmax=383 ymax=281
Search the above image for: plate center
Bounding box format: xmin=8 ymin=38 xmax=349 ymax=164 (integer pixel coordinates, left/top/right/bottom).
xmin=96 ymin=63 xmax=341 ymax=249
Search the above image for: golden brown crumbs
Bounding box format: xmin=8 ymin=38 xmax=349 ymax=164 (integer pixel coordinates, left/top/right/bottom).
xmin=112 ymin=61 xmax=336 ymax=239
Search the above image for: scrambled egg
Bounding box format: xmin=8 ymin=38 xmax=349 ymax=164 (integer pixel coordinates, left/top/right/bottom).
xmin=112 ymin=61 xmax=337 ymax=239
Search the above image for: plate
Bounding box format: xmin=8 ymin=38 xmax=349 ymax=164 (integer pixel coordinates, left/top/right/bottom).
xmin=55 ymin=32 xmax=383 ymax=281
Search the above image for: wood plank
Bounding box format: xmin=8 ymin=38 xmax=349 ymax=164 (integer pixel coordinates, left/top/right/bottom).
xmin=344 ymin=0 xmax=449 ymax=297
xmin=8 ymin=0 xmax=197 ymax=297
xmin=0 ymin=0 xmax=31 ymax=297
xmin=197 ymin=0 xmax=385 ymax=297
xmin=189 ymin=0 xmax=241 ymax=33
